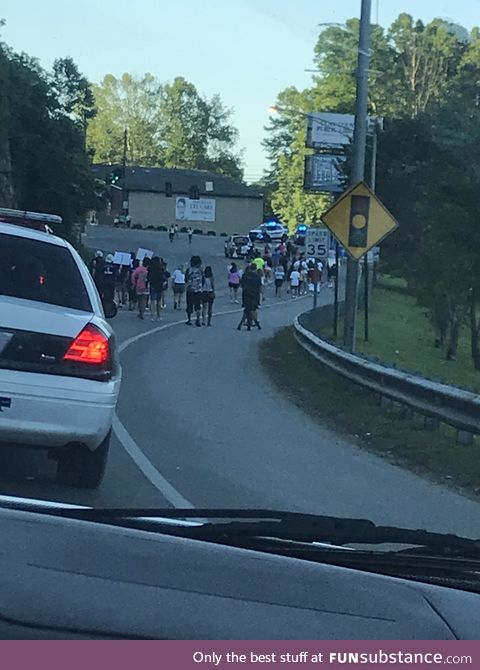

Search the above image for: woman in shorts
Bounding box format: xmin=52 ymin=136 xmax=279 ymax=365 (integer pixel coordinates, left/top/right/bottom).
xmin=201 ymin=266 xmax=215 ymax=327
xmin=228 ymin=262 xmax=241 ymax=303
xmin=171 ymin=265 xmax=186 ymax=310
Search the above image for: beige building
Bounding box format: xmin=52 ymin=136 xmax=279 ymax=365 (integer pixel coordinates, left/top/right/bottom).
xmin=93 ymin=165 xmax=264 ymax=236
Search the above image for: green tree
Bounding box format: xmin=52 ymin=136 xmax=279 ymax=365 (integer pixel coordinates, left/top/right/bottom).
xmin=0 ymin=42 xmax=96 ymax=231
xmin=88 ymin=73 xmax=162 ymax=166
xmin=52 ymin=57 xmax=96 ymax=131
xmin=88 ymin=74 xmax=243 ymax=179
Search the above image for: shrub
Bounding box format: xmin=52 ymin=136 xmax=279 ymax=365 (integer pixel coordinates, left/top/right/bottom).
xmin=220 ymin=232 xmax=228 ymax=237
xmin=146 ymin=225 xmax=155 ymax=230
xmin=180 ymin=226 xmax=188 ymax=233
xmin=193 ymin=229 xmax=203 ymax=235
xmin=207 ymin=230 xmax=216 ymax=236
xmin=157 ymin=225 xmax=168 ymax=232
xmin=132 ymin=224 xmax=142 ymax=230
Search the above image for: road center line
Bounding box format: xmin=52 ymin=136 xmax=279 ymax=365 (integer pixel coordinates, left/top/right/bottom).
xmin=114 ymin=296 xmax=310 ymax=506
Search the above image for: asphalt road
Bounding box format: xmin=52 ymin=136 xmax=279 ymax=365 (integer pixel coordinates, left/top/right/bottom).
xmin=2 ymin=226 xmax=480 ymax=538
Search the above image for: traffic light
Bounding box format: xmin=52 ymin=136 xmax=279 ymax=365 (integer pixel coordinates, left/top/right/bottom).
xmin=189 ymin=185 xmax=200 ymax=200
xmin=106 ymin=168 xmax=122 ymax=186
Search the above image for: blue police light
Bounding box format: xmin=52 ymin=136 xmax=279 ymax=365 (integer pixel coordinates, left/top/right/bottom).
xmin=265 ymin=221 xmax=278 ymax=228
xmin=297 ymin=225 xmax=308 ymax=232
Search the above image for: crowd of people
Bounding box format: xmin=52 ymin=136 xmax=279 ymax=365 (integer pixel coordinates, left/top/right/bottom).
xmin=88 ymin=241 xmax=337 ymax=332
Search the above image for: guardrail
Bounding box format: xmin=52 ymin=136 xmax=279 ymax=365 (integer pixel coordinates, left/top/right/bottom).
xmin=293 ymin=315 xmax=480 ymax=442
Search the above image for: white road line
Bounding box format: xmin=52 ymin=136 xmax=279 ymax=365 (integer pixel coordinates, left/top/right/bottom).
xmin=114 ymin=295 xmax=311 ymax=507
xmin=112 ymin=415 xmax=194 ymax=508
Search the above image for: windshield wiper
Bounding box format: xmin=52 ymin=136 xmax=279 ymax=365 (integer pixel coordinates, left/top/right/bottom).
xmin=12 ymin=504 xmax=480 ymax=560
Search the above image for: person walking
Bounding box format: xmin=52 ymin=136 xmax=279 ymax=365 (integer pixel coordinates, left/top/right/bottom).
xmin=147 ymin=256 xmax=164 ymax=321
xmin=274 ymin=264 xmax=285 ymax=297
xmin=290 ymin=266 xmax=301 ymax=298
xmin=131 ymin=259 xmax=150 ymax=320
xmin=89 ymin=251 xmax=105 ymax=293
xmin=185 ymin=256 xmax=203 ymax=327
xmin=237 ymin=264 xmax=262 ymax=331
xmin=160 ymin=259 xmax=171 ymax=309
xmin=169 ymin=225 xmax=176 ymax=244
xmin=187 ymin=226 xmax=193 ymax=244
xmin=171 ymin=265 xmax=186 ymax=310
xmin=116 ymin=263 xmax=129 ymax=307
xmin=201 ymin=266 xmax=215 ymax=327
xmin=299 ymin=264 xmax=308 ymax=296
xmin=228 ymin=262 xmax=241 ymax=303
xmin=128 ymin=259 xmax=139 ymax=311
xmin=101 ymin=254 xmax=117 ymax=304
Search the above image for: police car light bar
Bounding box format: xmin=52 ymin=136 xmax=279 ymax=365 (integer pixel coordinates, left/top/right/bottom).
xmin=0 ymin=208 xmax=63 ymax=225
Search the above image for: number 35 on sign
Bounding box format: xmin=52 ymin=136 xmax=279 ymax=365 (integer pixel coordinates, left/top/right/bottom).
xmin=306 ymin=227 xmax=329 ymax=259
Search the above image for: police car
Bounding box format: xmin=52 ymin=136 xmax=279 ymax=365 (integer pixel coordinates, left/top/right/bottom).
xmin=0 ymin=211 xmax=121 ymax=489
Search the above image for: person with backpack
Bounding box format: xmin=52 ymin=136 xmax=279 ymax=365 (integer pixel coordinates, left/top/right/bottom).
xmin=237 ymin=264 xmax=262 ymax=331
xmin=201 ymin=266 xmax=215 ymax=327
xmin=185 ymin=256 xmax=204 ymax=327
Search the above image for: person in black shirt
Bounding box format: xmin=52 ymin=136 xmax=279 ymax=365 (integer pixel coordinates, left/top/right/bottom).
xmin=237 ymin=264 xmax=262 ymax=331
xmin=101 ymin=254 xmax=117 ymax=303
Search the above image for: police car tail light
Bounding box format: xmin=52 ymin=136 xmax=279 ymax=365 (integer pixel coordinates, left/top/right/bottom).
xmin=64 ymin=324 xmax=110 ymax=366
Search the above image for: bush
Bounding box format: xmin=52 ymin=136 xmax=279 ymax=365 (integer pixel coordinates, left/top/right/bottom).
xmin=180 ymin=226 xmax=188 ymax=233
xmin=132 ymin=224 xmax=142 ymax=230
xmin=193 ymin=229 xmax=203 ymax=235
xmin=207 ymin=230 xmax=216 ymax=236
xmin=157 ymin=225 xmax=168 ymax=232
xmin=220 ymin=232 xmax=228 ymax=237
xmin=146 ymin=225 xmax=155 ymax=230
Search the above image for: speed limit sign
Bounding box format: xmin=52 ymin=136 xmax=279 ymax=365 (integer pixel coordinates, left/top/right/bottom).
xmin=306 ymin=228 xmax=329 ymax=260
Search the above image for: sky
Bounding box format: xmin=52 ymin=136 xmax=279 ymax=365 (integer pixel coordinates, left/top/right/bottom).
xmin=1 ymin=0 xmax=480 ymax=182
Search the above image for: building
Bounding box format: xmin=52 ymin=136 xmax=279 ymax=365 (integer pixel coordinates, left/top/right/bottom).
xmin=92 ymin=165 xmax=264 ymax=236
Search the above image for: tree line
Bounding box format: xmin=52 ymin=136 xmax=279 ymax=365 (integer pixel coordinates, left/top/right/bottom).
xmin=0 ymin=26 xmax=244 ymax=237
xmin=261 ymin=14 xmax=480 ymax=371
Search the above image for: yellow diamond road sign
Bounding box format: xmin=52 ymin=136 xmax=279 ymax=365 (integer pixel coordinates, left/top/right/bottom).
xmin=321 ymin=181 xmax=399 ymax=261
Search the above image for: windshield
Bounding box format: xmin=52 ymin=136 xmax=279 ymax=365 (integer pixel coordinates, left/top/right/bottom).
xmin=1 ymin=1 xmax=480 ymax=553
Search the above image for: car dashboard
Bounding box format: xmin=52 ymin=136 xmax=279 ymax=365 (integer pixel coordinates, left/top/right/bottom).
xmin=0 ymin=505 xmax=479 ymax=640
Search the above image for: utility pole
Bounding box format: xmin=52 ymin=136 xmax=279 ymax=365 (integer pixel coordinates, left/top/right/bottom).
xmin=122 ymin=128 xmax=128 ymax=222
xmin=364 ymin=118 xmax=378 ymax=342
xmin=343 ymin=0 xmax=372 ymax=352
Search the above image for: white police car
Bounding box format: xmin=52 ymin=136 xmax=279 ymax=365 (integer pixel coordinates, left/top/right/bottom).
xmin=0 ymin=218 xmax=121 ymax=489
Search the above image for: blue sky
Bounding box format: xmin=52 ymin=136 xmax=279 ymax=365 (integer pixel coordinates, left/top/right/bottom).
xmin=2 ymin=0 xmax=480 ymax=181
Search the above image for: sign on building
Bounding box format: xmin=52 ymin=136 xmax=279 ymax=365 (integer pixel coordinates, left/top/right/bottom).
xmin=304 ymin=155 xmax=346 ymax=193
xmin=176 ymin=197 xmax=216 ymax=222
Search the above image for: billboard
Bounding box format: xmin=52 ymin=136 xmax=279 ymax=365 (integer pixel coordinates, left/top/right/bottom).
xmin=175 ymin=197 xmax=216 ymax=222
xmin=304 ymin=155 xmax=346 ymax=193
xmin=306 ymin=113 xmax=383 ymax=149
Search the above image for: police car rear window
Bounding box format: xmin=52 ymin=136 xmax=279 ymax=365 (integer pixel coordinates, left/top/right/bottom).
xmin=0 ymin=234 xmax=92 ymax=312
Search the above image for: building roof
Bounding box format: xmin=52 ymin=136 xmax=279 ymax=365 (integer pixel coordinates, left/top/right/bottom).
xmin=92 ymin=165 xmax=263 ymax=200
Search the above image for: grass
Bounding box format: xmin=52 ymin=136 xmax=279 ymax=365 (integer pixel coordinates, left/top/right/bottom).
xmin=339 ymin=288 xmax=480 ymax=393
xmin=260 ymin=328 xmax=480 ymax=496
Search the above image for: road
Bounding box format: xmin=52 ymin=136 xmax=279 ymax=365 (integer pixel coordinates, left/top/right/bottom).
xmin=2 ymin=226 xmax=480 ymax=538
